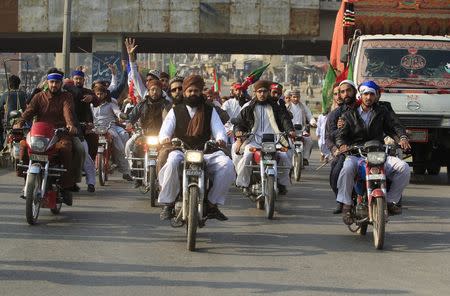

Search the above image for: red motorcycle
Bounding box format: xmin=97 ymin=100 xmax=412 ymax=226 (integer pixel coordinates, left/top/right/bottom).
xmin=17 ymin=122 xmax=68 ymax=225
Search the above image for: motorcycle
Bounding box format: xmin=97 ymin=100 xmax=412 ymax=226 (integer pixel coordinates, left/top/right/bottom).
xmin=93 ymin=123 xmax=113 ymax=186
xmin=292 ymin=123 xmax=309 ymax=182
xmin=346 ymin=140 xmax=394 ymax=250
xmin=170 ymin=139 xmax=218 ymax=251
xmin=2 ymin=110 xmax=28 ymax=169
xmin=128 ymin=127 xmax=160 ymax=207
xmin=242 ymin=133 xmax=290 ymax=219
xmin=17 ymin=122 xmax=68 ymax=225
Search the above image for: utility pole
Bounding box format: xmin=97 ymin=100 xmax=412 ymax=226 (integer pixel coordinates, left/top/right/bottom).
xmin=62 ymin=0 xmax=72 ymax=77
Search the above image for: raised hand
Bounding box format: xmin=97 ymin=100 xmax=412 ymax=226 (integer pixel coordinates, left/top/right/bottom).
xmin=107 ymin=63 xmax=117 ymax=76
xmin=124 ymin=38 xmax=138 ymax=62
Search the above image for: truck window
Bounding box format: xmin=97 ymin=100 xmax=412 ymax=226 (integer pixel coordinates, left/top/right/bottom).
xmin=357 ymin=39 xmax=450 ymax=89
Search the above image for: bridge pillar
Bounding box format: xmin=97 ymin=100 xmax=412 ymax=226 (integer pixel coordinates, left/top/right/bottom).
xmin=91 ymin=34 xmax=123 ymax=82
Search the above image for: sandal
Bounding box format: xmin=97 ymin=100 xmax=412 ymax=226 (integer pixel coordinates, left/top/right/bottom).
xmin=342 ymin=205 xmax=354 ymax=225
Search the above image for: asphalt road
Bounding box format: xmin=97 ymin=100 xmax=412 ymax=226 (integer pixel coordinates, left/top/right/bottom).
xmin=0 ymin=152 xmax=449 ymax=296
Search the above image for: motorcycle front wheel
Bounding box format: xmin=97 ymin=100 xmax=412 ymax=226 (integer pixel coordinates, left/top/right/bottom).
xmin=187 ymin=186 xmax=199 ymax=251
xmin=98 ymin=153 xmax=106 ymax=186
xmin=25 ymin=173 xmax=42 ymax=225
xmin=293 ymin=152 xmax=303 ymax=182
xmin=265 ymin=175 xmax=276 ymax=219
xmin=371 ymin=198 xmax=386 ymax=250
xmin=148 ymin=166 xmax=157 ymax=207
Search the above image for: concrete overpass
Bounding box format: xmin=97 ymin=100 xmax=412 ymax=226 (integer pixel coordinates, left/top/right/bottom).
xmin=0 ymin=0 xmax=339 ymax=55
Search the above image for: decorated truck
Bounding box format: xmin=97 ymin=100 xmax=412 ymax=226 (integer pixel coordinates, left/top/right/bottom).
xmin=332 ymin=0 xmax=450 ymax=179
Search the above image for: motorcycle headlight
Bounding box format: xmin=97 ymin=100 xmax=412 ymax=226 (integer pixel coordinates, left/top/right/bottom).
xmin=185 ymin=150 xmax=203 ymax=163
xmin=146 ymin=136 xmax=159 ymax=146
xmin=261 ymin=142 xmax=276 ymax=153
xmin=367 ymin=152 xmax=386 ymax=166
xmin=30 ymin=137 xmax=49 ymax=153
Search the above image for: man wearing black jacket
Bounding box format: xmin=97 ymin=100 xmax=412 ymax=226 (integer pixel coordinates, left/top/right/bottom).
xmin=336 ymin=84 xmax=411 ymax=225
xmin=325 ymin=80 xmax=358 ymax=214
xmin=234 ymin=80 xmax=295 ymax=195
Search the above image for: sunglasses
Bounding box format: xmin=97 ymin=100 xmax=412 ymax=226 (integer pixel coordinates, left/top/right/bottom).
xmin=171 ymin=86 xmax=182 ymax=92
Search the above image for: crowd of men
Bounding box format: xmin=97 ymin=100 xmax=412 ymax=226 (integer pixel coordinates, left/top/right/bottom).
xmin=1 ymin=38 xmax=411 ymax=225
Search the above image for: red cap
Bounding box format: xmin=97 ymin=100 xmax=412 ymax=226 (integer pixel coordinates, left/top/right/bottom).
xmin=270 ymin=83 xmax=282 ymax=90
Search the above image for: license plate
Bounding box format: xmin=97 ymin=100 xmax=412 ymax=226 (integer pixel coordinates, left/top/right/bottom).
xmin=30 ymin=154 xmax=48 ymax=162
xmin=148 ymin=151 xmax=158 ymax=157
xmin=263 ymin=160 xmax=276 ymax=165
xmin=367 ymin=174 xmax=386 ymax=181
xmin=186 ymin=169 xmax=202 ymax=176
xmin=406 ymin=129 xmax=428 ymax=143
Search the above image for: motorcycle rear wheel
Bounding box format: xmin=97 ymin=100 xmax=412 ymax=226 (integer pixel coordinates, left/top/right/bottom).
xmin=371 ymin=198 xmax=386 ymax=250
xmin=265 ymin=175 xmax=275 ymax=219
xmin=25 ymin=173 xmax=42 ymax=225
xmin=187 ymin=186 xmax=199 ymax=251
xmin=148 ymin=166 xmax=157 ymax=207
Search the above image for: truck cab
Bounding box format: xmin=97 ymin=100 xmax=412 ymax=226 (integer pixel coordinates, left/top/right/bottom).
xmin=348 ymin=34 xmax=450 ymax=177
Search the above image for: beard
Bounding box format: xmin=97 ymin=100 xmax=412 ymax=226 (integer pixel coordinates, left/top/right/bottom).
xmin=184 ymin=95 xmax=203 ymax=107
xmin=238 ymin=95 xmax=247 ymax=107
xmin=172 ymin=94 xmax=184 ymax=105
xmin=344 ymin=96 xmax=355 ymax=105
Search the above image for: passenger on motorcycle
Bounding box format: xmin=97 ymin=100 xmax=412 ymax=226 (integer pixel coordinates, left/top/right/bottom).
xmin=91 ymin=84 xmax=132 ymax=181
xmin=168 ymin=76 xmax=185 ymax=106
xmin=14 ymin=68 xmax=77 ymax=205
xmin=336 ymin=83 xmax=411 ymax=225
xmin=234 ymin=80 xmax=295 ymax=195
xmin=286 ymin=89 xmax=316 ymax=166
xmin=125 ymin=79 xmax=172 ymax=187
xmin=158 ymin=74 xmax=235 ymax=221
xmin=325 ymin=80 xmax=358 ymax=214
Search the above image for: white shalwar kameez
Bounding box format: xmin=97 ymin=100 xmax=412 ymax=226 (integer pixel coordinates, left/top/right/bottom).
xmin=288 ymin=102 xmax=314 ymax=160
xmin=235 ymin=104 xmax=291 ymax=188
xmin=158 ymin=106 xmax=235 ymax=205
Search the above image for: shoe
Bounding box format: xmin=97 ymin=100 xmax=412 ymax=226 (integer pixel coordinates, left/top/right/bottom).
xmin=122 ymin=174 xmax=133 ymax=181
xmin=278 ymin=184 xmax=288 ymax=195
xmin=69 ymin=184 xmax=80 ymax=192
xmin=333 ymin=202 xmax=343 ymax=214
xmin=62 ymin=190 xmax=73 ymax=206
xmin=134 ymin=180 xmax=142 ymax=188
xmin=388 ymin=202 xmax=402 ymax=215
xmin=207 ymin=204 xmax=228 ymax=221
xmin=87 ymin=184 xmax=95 ymax=193
xmin=342 ymin=204 xmax=353 ymax=225
xmin=160 ymin=204 xmax=174 ymax=220
xmin=303 ymin=159 xmax=309 ymax=166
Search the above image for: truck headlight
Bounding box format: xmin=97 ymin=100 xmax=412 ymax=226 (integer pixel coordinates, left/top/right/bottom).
xmin=146 ymin=136 xmax=159 ymax=146
xmin=185 ymin=151 xmax=203 ymax=163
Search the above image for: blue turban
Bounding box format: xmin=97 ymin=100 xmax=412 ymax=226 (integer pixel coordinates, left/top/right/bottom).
xmin=72 ymin=70 xmax=85 ymax=77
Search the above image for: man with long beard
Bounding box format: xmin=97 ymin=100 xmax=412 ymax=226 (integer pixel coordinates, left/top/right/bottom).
xmin=158 ymin=75 xmax=235 ymax=221
xmin=325 ymin=80 xmax=358 ymax=214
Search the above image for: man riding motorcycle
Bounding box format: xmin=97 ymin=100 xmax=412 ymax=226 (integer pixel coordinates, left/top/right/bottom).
xmin=234 ymin=80 xmax=295 ymax=195
xmin=335 ymin=83 xmax=411 ymax=225
xmin=14 ymin=68 xmax=77 ymax=205
xmin=286 ymin=89 xmax=316 ymax=165
xmin=125 ymin=79 xmax=172 ymax=187
xmin=158 ymin=74 xmax=235 ymax=221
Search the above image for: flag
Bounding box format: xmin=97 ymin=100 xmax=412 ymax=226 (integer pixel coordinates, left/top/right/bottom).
xmin=168 ymin=59 xmax=177 ymax=78
xmin=322 ymin=64 xmax=337 ymax=113
xmin=330 ymin=1 xmax=347 ymax=73
xmin=213 ymin=68 xmax=221 ymax=93
xmin=240 ymin=63 xmax=270 ymax=90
